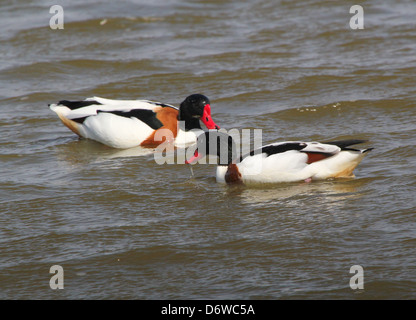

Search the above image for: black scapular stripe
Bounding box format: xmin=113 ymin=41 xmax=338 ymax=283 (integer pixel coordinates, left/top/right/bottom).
xmin=240 ymin=142 xmax=306 ymax=162
xmin=59 ymin=100 xmax=102 ymax=110
xmin=97 ymin=109 xmax=164 ymax=130
xmin=69 ymin=108 xmax=164 ymax=129
xmin=259 ymin=142 xmax=306 ymax=157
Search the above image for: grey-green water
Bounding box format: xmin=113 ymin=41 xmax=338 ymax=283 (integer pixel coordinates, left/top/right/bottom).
xmin=0 ymin=0 xmax=415 ymax=299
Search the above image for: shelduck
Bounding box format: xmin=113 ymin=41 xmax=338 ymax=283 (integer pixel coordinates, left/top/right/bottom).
xmin=186 ymin=131 xmax=373 ymax=184
xmin=49 ymin=94 xmax=220 ymax=149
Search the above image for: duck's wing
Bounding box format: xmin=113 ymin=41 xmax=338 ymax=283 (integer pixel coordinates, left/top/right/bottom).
xmin=49 ymin=97 xmax=181 ymax=131
xmin=50 ymin=97 xmax=177 ymax=120
xmin=240 ymin=141 xmax=340 ymax=163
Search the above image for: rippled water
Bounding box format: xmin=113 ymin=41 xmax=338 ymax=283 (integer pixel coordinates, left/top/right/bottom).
xmin=1 ymin=0 xmax=415 ymax=299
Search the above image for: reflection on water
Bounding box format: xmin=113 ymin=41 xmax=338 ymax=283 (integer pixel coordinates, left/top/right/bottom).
xmin=53 ymin=138 xmax=156 ymax=165
xmin=226 ymin=178 xmax=368 ymax=207
xmin=54 ymin=137 xmax=199 ymax=166
xmin=1 ymin=0 xmax=415 ymax=300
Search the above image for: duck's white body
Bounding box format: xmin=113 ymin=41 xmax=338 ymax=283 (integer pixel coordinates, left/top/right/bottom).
xmin=211 ymin=140 xmax=372 ymax=184
xmin=50 ymin=95 xmax=219 ymax=149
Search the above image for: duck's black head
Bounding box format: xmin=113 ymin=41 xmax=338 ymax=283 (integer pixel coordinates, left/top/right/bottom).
xmin=186 ymin=131 xmax=236 ymax=166
xmin=179 ymin=94 xmax=220 ymax=131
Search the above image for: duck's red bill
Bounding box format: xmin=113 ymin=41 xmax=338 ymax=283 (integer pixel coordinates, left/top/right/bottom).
xmin=201 ymin=104 xmax=220 ymax=130
xmin=185 ymin=150 xmax=202 ymax=164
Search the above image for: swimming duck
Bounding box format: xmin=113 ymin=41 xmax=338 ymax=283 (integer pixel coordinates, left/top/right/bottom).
xmin=186 ymin=131 xmax=373 ymax=184
xmin=49 ymin=94 xmax=220 ymax=149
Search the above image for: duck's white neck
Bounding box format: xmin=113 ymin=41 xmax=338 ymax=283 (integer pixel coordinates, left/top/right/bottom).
xmin=174 ymin=128 xmax=197 ymax=148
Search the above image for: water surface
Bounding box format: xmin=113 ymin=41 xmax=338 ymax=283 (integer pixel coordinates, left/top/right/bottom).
xmin=0 ymin=0 xmax=415 ymax=299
